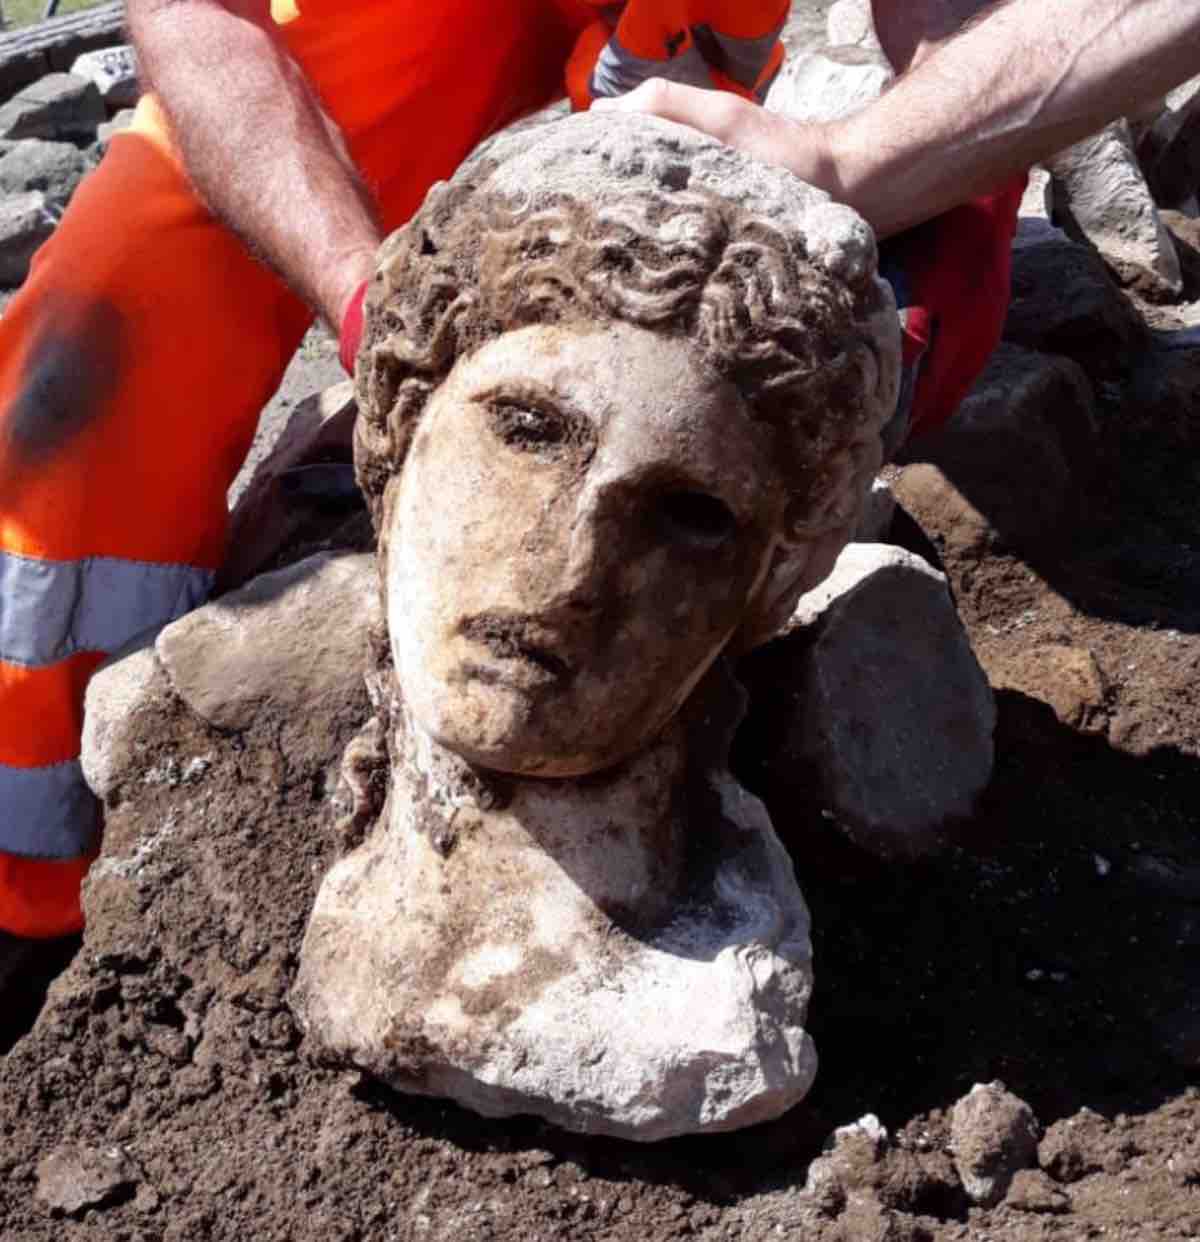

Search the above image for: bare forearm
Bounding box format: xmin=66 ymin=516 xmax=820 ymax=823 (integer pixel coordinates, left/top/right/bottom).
xmin=129 ymin=0 xmax=380 ymax=328
xmin=601 ymin=0 xmax=1200 ymax=237
xmin=837 ymin=0 xmax=1200 ymax=235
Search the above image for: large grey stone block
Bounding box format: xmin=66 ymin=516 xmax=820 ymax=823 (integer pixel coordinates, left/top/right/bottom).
xmin=0 ymin=189 xmax=54 ymax=286
xmin=0 ymin=136 xmax=89 ymax=208
xmin=0 ymin=71 xmax=104 ymax=142
xmin=1048 ymin=120 xmax=1182 ymax=297
xmin=155 ymin=551 xmax=377 ymax=733
xmin=785 ymin=543 xmax=996 ymax=856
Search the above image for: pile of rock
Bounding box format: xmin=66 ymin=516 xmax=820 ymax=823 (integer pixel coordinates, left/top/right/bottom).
xmin=0 ymin=13 xmax=135 ymax=288
xmin=787 ymin=1082 xmax=1083 ymax=1235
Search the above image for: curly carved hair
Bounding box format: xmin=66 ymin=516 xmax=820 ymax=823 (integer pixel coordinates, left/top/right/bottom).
xmin=333 ymin=117 xmax=898 ymax=825
xmin=353 ymin=115 xmax=897 ymax=645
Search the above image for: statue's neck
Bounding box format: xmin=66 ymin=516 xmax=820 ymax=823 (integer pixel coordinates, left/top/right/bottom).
xmin=389 ymin=708 xmax=690 ymax=928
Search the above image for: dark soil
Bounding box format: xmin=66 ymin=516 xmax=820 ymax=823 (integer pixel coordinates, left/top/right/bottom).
xmin=2 ymin=237 xmax=1200 ymax=1240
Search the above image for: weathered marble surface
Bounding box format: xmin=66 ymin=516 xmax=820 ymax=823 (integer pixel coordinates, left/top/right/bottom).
xmin=297 ymin=112 xmax=900 ymax=1138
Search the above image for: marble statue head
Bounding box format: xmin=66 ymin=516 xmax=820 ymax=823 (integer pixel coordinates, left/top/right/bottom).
xmin=352 ymin=112 xmax=899 ymax=780
xmin=296 ymin=114 xmax=902 ymax=1139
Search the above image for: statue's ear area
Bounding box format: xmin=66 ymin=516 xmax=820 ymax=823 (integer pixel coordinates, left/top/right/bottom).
xmin=733 ymin=522 xmax=853 ymax=653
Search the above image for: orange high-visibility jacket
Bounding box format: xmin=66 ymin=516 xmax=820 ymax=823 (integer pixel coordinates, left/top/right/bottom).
xmin=567 ymin=0 xmax=788 ymax=110
xmin=0 ymin=0 xmax=789 ymax=938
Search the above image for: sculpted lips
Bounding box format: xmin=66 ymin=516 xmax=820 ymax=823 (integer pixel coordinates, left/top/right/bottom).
xmin=457 ymin=613 xmax=574 ymax=685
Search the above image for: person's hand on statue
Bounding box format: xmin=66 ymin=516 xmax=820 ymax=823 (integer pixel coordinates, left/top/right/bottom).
xmin=595 ymin=0 xmax=1200 ymax=241
xmin=595 ymin=80 xmax=837 ymax=200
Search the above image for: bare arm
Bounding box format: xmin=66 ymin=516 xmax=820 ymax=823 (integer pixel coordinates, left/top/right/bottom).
xmin=128 ymin=0 xmax=380 ymax=329
xmin=597 ymin=0 xmax=1200 ymax=238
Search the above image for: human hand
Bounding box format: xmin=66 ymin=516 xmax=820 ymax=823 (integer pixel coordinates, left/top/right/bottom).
xmin=592 ymin=79 xmax=844 ymax=201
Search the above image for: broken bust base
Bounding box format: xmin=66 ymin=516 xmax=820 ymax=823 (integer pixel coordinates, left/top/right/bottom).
xmin=292 ymin=664 xmax=817 ymax=1142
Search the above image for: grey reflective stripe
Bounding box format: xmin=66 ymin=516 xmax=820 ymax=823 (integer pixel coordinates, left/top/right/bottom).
xmin=694 ymin=23 xmax=784 ymax=90
xmin=0 ymin=758 xmax=99 ymax=858
xmin=591 ymin=35 xmax=712 ymax=99
xmin=0 ymin=549 xmax=213 ymax=669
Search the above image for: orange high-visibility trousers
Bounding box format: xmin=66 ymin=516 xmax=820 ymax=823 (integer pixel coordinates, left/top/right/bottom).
xmin=0 ymin=0 xmax=590 ymax=937
xmin=566 ymin=0 xmax=787 ymax=110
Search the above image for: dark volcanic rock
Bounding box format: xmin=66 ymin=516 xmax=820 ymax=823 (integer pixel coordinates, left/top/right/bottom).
xmin=893 ymin=342 xmax=1097 ymax=564
xmin=1004 ymin=223 xmax=1146 ymax=375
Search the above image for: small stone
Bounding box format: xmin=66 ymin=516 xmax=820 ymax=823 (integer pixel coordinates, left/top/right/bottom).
xmin=986 ymin=643 xmax=1108 ymax=733
xmin=36 ymin=1143 xmax=138 ymax=1217
xmin=1005 ymin=1168 xmax=1070 ymax=1214
xmin=782 ymin=544 xmax=995 ymax=857
xmin=826 ymin=0 xmax=882 ymax=54
xmin=950 ymin=1081 xmax=1039 ymax=1206
xmin=1047 ymin=120 xmax=1182 ymax=298
xmin=133 ymin=1183 xmax=161 ymax=1214
xmin=834 ymin=1114 xmax=890 ymax=1151
xmin=836 ymin=1198 xmax=905 ymax=1242
xmin=804 ymin=1116 xmax=890 ymax=1210
xmin=766 ymin=45 xmax=893 ymax=124
xmin=1166 ymin=74 xmax=1200 ymax=115
xmin=70 ymin=45 xmax=139 ymax=110
xmin=81 ymin=634 xmax=165 ymax=803
xmin=96 ymin=108 xmax=135 ymax=149
xmin=804 ymin=1112 xmax=963 ymax=1217
xmin=0 ymin=73 xmax=106 ymax=143
xmin=0 ymin=190 xmax=56 ymax=287
xmin=1019 ymin=166 xmax=1054 ymax=222
xmin=1038 ymin=1109 xmax=1111 ymax=1183
xmin=0 ymin=137 xmax=90 ymax=209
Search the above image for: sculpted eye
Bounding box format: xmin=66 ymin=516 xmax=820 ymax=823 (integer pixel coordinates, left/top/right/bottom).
xmin=657 ymin=490 xmax=737 ymax=549
xmin=488 ymin=400 xmax=566 ymax=453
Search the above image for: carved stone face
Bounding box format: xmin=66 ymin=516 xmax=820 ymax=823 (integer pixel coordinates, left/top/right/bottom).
xmin=383 ymin=320 xmax=792 ymax=777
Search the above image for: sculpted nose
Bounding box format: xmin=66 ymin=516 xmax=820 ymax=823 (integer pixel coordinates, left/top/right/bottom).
xmin=556 ymin=479 xmax=623 ymax=611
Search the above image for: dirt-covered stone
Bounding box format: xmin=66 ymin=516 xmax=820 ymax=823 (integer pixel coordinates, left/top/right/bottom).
xmin=950 ymin=1083 xmax=1039 ymax=1207
xmin=35 ymin=1145 xmax=139 ymax=1218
